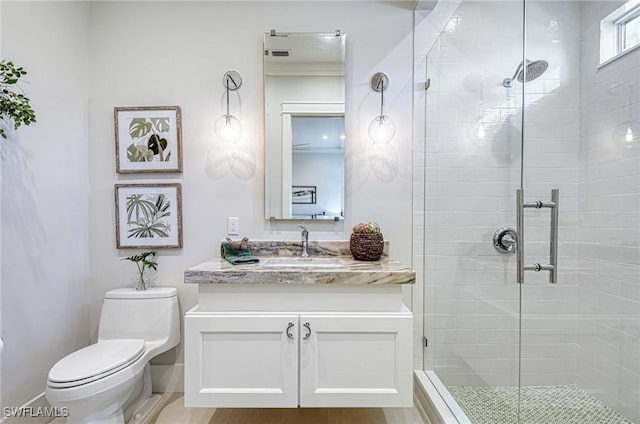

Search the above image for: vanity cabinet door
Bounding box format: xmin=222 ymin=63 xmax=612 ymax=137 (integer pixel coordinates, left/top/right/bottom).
xmin=298 ymin=313 xmax=413 ymax=407
xmin=185 ymin=313 xmax=299 ymax=408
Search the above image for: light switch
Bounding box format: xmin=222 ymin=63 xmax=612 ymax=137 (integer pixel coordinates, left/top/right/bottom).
xmin=227 ymin=217 xmax=240 ymax=235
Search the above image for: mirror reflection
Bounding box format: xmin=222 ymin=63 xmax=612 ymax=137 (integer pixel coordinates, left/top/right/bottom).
xmin=264 ymin=31 xmax=346 ymax=220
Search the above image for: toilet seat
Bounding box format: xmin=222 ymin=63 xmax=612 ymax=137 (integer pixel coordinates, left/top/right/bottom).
xmin=48 ymin=339 xmax=145 ymax=389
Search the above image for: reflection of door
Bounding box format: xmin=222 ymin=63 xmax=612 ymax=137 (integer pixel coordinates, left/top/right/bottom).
xmin=280 ymin=102 xmax=344 ymax=218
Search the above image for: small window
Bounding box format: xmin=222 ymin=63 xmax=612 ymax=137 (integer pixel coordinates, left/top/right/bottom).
xmin=619 ymin=9 xmax=640 ymax=51
xmin=600 ymin=0 xmax=640 ymax=66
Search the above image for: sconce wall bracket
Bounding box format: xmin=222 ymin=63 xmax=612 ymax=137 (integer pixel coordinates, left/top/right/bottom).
xmin=371 ymin=72 xmax=389 ymax=92
xmin=223 ymin=71 xmax=242 ymax=90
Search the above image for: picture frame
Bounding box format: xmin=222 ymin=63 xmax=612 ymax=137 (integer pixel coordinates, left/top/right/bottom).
xmin=114 ymin=106 xmax=182 ymax=173
xmin=115 ymin=183 xmax=183 ymax=249
xmin=292 ymin=185 xmax=317 ymax=204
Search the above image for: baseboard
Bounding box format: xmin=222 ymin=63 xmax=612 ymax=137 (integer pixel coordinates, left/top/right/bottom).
xmin=150 ymin=363 xmax=184 ymax=393
xmin=0 ymin=392 xmax=59 ymax=424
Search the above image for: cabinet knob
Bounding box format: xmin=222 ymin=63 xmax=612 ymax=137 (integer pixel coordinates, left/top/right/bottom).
xmin=303 ymin=322 xmax=311 ymax=340
xmin=286 ymin=322 xmax=295 ymax=339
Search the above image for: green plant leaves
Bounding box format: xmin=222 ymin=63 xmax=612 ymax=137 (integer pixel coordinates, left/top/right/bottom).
xmin=148 ymin=134 xmax=167 ymax=154
xmin=125 ymin=194 xmax=171 ymax=239
xmin=0 ymin=60 xmax=36 ymax=139
xmin=128 ymin=221 xmax=170 ymax=238
xmin=129 ymin=118 xmax=153 ymax=138
xmin=127 ymin=144 xmax=153 ymax=162
xmin=126 ymin=194 xmax=157 ymax=224
xmin=125 ymin=117 xmax=171 ymax=162
xmin=121 ymin=251 xmax=159 ymax=282
xmin=150 ymin=117 xmax=170 ymax=133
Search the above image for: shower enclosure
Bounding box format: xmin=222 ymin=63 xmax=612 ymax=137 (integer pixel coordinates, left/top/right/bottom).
xmin=414 ymin=1 xmax=639 ymax=423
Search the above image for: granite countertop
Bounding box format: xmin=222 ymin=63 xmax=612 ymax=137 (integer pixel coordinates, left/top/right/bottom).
xmin=184 ymin=241 xmax=415 ymax=285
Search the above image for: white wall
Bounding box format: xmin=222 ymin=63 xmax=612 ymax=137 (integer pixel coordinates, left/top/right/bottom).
xmin=577 ymin=2 xmax=640 ymax=421
xmin=88 ymin=0 xmax=414 ymax=368
xmin=0 ymin=0 xmax=3 ymax=407
xmin=0 ymin=1 xmax=414 ymax=409
xmin=1 ymin=0 xmax=90 ymax=410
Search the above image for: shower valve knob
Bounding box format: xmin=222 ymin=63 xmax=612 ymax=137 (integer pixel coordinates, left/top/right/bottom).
xmin=493 ymin=227 xmax=517 ymax=254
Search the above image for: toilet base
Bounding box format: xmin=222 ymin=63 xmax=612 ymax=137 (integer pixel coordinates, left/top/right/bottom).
xmin=67 ymin=409 xmax=124 ymax=424
xmin=127 ymin=394 xmax=161 ymax=424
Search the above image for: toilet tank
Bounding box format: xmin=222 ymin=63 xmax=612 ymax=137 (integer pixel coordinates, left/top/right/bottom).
xmin=98 ymin=287 xmax=180 ymax=354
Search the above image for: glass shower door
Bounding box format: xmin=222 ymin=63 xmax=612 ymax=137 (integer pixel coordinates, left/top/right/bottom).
xmin=421 ymin=1 xmax=526 ymax=422
xmin=519 ymin=1 xmax=640 ymax=423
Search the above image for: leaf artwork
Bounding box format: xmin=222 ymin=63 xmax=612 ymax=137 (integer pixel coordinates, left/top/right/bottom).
xmin=126 ymin=116 xmax=171 ymax=163
xmin=125 ymin=193 xmax=171 ymax=239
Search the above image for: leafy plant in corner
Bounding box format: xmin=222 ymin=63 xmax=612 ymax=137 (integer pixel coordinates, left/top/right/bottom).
xmin=122 ymin=251 xmax=158 ymax=291
xmin=0 ymin=60 xmax=37 ymax=139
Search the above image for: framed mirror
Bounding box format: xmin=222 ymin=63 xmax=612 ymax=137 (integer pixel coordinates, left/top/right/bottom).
xmin=264 ymin=31 xmax=346 ymax=220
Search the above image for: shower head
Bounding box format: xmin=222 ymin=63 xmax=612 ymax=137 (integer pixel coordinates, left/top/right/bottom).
xmin=503 ymin=59 xmax=548 ymax=87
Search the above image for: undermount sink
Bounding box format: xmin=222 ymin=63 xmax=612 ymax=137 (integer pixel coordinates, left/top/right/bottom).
xmin=261 ymin=257 xmax=345 ymax=268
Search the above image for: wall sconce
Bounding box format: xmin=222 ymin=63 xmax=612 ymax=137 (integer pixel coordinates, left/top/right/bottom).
xmin=214 ymin=70 xmax=243 ymax=143
xmin=368 ymin=72 xmax=396 ymax=144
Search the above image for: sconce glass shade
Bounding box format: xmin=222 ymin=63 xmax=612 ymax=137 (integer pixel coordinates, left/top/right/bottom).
xmin=214 ymin=113 xmax=242 ymax=143
xmin=622 ymin=125 xmax=637 ymax=147
xmin=613 ymin=123 xmax=639 ymax=148
xmin=368 ymin=114 xmax=396 ymax=145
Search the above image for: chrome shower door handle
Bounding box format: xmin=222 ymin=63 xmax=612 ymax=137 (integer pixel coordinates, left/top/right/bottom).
xmin=516 ymin=189 xmax=559 ymax=284
xmin=549 ymin=189 xmax=559 ymax=283
xmin=517 ymin=189 xmax=525 ymax=284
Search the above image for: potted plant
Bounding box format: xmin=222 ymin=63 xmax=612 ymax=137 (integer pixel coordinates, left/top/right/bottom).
xmin=122 ymin=251 xmax=158 ymax=291
xmin=0 ymin=60 xmax=36 ymax=139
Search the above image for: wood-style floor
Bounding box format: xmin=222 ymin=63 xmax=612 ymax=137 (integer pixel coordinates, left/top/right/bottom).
xmin=149 ymin=393 xmax=427 ymax=424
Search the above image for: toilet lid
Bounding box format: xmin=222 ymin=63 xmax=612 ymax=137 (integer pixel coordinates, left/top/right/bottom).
xmin=48 ymin=339 xmax=145 ymax=388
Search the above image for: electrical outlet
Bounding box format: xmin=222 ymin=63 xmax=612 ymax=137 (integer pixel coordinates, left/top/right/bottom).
xmin=227 ymin=217 xmax=240 ymax=235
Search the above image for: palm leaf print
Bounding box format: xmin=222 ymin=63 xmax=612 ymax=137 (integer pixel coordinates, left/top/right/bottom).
xmin=125 ymin=192 xmax=172 ymax=239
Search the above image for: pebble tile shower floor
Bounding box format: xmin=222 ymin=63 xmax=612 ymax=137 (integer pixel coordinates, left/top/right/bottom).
xmin=447 ymin=384 xmax=634 ymax=424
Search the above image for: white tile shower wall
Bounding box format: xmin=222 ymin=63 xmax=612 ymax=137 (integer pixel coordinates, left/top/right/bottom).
xmin=520 ymin=0 xmax=580 ymax=388
xmin=577 ymin=2 xmax=640 ymax=422
xmin=413 ymin=0 xmax=580 ymax=387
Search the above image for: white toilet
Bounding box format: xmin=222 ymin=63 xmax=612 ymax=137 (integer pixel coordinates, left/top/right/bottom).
xmin=46 ymin=287 xmax=180 ymax=424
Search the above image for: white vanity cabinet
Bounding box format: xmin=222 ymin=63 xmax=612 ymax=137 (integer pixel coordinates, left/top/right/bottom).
xmin=184 ymin=313 xmax=299 ymax=407
xmin=184 ymin=283 xmax=413 ymax=408
xmin=298 ymin=313 xmax=412 ymax=407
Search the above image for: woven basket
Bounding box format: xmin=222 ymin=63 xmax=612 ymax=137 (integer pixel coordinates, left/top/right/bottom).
xmin=350 ymin=232 xmax=384 ymax=261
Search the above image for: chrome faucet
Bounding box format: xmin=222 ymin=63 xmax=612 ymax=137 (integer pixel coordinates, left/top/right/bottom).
xmin=298 ymin=226 xmax=309 ymax=257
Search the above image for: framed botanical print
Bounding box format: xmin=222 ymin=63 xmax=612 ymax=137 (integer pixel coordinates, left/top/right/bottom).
xmin=115 ymin=183 xmax=183 ymax=249
xmin=115 ymin=106 xmax=182 ymax=173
